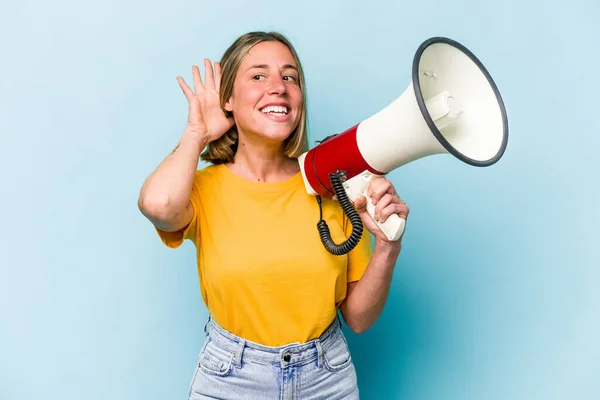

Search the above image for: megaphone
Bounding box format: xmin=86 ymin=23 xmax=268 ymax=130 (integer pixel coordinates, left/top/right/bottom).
xmin=298 ymin=37 xmax=508 ymax=255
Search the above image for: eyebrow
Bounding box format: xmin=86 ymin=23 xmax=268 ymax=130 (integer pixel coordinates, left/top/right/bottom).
xmin=247 ymin=64 xmax=298 ymax=72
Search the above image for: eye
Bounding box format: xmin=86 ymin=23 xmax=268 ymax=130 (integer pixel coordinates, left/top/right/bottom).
xmin=283 ymin=75 xmax=298 ymax=82
xmin=252 ymin=74 xmax=265 ymax=81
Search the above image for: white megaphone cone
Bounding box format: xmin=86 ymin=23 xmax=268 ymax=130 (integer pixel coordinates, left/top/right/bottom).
xmin=298 ymin=37 xmax=508 ymax=255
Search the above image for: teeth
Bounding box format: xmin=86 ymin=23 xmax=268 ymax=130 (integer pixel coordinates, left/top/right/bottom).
xmin=261 ymin=105 xmax=288 ymax=114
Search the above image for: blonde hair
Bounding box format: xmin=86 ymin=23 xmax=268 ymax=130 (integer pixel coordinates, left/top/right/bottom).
xmin=200 ymin=31 xmax=309 ymax=164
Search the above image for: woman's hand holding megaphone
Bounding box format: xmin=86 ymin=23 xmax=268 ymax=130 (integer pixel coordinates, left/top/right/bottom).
xmin=353 ymin=176 xmax=409 ymax=245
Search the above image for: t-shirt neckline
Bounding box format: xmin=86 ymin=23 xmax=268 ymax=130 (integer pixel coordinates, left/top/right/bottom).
xmin=217 ymin=163 xmax=304 ymax=193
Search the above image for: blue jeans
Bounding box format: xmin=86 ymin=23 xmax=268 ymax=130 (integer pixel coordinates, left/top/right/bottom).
xmin=188 ymin=315 xmax=360 ymax=399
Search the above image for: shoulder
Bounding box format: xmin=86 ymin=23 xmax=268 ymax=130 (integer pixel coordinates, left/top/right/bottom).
xmin=186 ymin=164 xmax=225 ymax=204
xmin=194 ymin=163 xmax=224 ymax=184
xmin=197 ymin=163 xmax=220 ymax=176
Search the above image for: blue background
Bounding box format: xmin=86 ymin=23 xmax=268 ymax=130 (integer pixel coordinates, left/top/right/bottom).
xmin=1 ymin=0 xmax=599 ymax=399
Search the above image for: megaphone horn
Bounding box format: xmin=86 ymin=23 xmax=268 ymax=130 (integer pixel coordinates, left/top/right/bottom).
xmin=298 ymin=37 xmax=509 ymax=255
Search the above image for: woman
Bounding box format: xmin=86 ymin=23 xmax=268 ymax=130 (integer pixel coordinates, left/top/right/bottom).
xmin=138 ymin=31 xmax=409 ymax=399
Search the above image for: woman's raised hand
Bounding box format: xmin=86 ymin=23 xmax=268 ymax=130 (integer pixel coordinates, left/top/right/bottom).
xmin=177 ymin=59 xmax=234 ymax=142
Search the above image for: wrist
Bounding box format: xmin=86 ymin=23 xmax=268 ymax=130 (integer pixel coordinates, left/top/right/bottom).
xmin=181 ymin=128 xmax=210 ymax=150
xmin=373 ymin=238 xmax=402 ymax=256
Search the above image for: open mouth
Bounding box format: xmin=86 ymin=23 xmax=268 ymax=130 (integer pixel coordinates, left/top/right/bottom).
xmin=260 ymin=105 xmax=289 ymax=116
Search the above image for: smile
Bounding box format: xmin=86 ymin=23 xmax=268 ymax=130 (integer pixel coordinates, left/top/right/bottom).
xmin=260 ymin=105 xmax=289 ymax=115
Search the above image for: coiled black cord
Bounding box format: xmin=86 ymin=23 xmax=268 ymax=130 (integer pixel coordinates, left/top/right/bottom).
xmin=316 ymin=172 xmax=363 ymax=256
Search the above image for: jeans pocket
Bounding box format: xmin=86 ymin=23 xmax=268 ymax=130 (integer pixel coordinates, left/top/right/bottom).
xmin=198 ymin=338 xmax=235 ymax=377
xmin=322 ymin=333 xmax=353 ymax=372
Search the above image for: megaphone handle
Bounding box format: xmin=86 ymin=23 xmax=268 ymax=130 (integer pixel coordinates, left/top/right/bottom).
xmin=343 ymin=170 xmax=406 ymax=242
xmin=364 ymin=195 xmax=406 ymax=241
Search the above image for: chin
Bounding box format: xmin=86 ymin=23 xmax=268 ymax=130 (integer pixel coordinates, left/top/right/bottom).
xmin=260 ymin=132 xmax=293 ymax=145
xmin=251 ymin=123 xmax=296 ymax=143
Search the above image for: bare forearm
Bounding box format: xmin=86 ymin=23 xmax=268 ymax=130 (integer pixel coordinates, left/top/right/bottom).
xmin=138 ymin=129 xmax=207 ymax=223
xmin=341 ymin=241 xmax=401 ymax=333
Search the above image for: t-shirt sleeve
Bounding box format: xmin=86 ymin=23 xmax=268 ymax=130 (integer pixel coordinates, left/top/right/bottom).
xmin=154 ymin=176 xmax=201 ymax=248
xmin=344 ymin=216 xmax=373 ymax=282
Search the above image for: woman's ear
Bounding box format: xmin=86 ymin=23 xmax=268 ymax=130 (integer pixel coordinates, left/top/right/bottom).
xmin=224 ymin=97 xmax=233 ymax=112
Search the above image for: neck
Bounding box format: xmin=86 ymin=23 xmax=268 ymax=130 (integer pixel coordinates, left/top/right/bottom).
xmin=229 ymin=133 xmax=299 ymax=183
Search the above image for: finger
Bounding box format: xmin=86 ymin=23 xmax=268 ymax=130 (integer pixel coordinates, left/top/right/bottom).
xmin=213 ymin=62 xmax=222 ymax=93
xmin=379 ymin=202 xmax=409 ymax=223
xmin=374 ymin=193 xmax=395 ymax=221
xmin=192 ymin=64 xmax=204 ymax=95
xmin=204 ymin=58 xmax=216 ymax=91
xmin=176 ymin=76 xmax=195 ymax=101
xmin=353 ymin=195 xmax=367 ymax=212
xmin=368 ymin=178 xmax=395 ymax=205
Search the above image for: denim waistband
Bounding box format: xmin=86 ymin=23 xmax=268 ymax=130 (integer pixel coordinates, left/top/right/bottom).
xmin=203 ymin=315 xmax=344 ymax=369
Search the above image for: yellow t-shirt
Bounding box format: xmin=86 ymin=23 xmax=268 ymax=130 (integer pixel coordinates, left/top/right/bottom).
xmin=156 ymin=163 xmax=373 ymax=346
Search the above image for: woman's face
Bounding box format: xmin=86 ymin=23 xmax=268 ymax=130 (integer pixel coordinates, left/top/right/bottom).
xmin=225 ymin=41 xmax=303 ymax=145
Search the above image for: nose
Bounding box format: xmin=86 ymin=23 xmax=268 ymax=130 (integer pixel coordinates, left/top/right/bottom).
xmin=267 ymin=75 xmax=287 ymax=95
